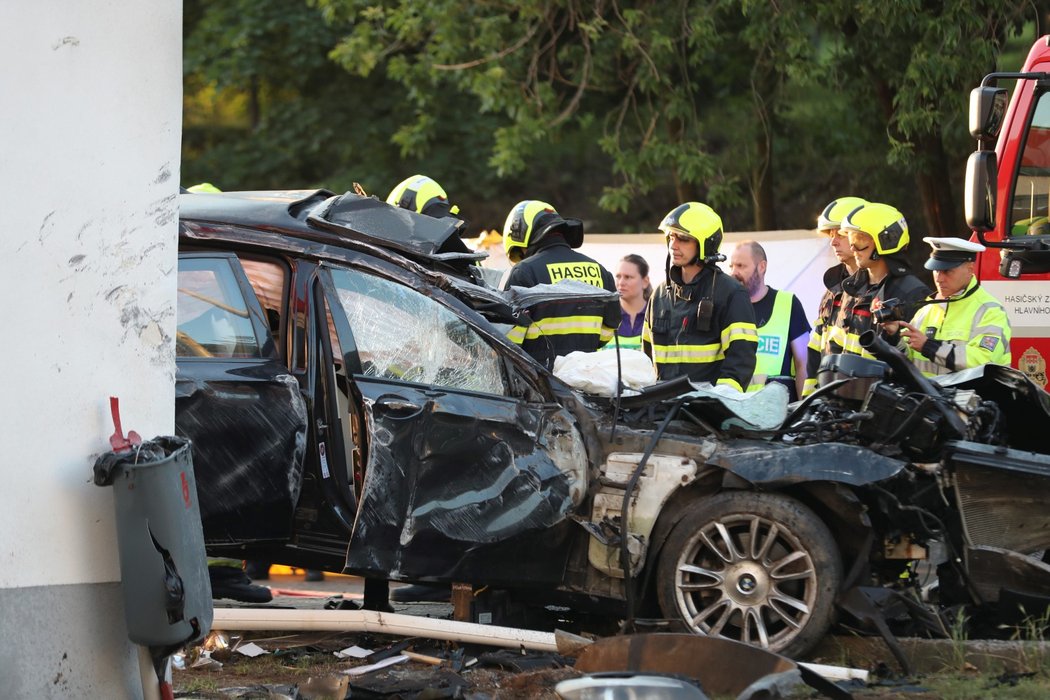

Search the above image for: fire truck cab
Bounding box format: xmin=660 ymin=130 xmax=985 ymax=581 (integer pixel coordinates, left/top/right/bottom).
xmin=966 ymin=36 xmax=1050 ymax=389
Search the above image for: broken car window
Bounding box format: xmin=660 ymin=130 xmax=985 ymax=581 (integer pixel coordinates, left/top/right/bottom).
xmin=240 ymin=257 xmax=286 ymax=355
xmin=177 ymin=258 xmax=262 ymax=358
xmin=330 ymin=268 xmax=506 ymax=395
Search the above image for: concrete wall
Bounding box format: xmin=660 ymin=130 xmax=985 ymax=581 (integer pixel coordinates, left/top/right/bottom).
xmin=0 ymin=2 xmax=182 ymax=696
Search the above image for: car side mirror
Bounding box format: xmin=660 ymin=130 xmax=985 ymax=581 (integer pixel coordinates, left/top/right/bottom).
xmin=969 ymin=86 xmax=1008 ymax=141
xmin=965 ymin=150 xmax=997 ymax=232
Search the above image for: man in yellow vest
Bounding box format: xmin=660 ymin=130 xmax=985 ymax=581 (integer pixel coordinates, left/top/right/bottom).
xmin=894 ymin=237 xmax=1012 ymax=376
xmin=730 ymin=240 xmax=811 ymax=400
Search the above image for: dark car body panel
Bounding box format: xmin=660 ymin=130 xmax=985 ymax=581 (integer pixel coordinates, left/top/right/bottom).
xmin=708 ymin=440 xmax=908 ymax=487
xmin=345 ymin=378 xmax=579 ymax=584
xmin=175 ymin=251 xmax=308 ymax=544
xmin=177 ymin=191 xmax=594 ymax=583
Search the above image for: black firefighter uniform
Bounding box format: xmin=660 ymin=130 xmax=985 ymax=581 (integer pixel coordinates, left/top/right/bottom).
xmin=642 ymin=264 xmax=758 ymax=391
xmin=503 ymin=242 xmax=619 ymax=365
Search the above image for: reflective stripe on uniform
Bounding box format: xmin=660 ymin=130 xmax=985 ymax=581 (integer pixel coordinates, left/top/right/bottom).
xmin=806 ymin=327 xmax=823 ymax=353
xmin=717 ymin=377 xmax=745 ymax=392
xmin=910 ymin=356 xmax=940 ymax=375
xmin=649 ymin=341 xmax=723 ymax=364
xmin=533 ymin=314 xmax=608 ymax=336
xmin=721 ymin=321 xmax=759 ymax=348
xmin=506 ymin=323 xmax=543 ymax=345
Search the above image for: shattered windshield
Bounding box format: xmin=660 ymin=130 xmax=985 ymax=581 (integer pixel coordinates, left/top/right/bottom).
xmin=329 ymin=267 xmax=507 ymax=395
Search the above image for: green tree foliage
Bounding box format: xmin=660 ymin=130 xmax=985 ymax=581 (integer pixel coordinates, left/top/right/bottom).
xmin=811 ymin=1 xmax=1028 ymax=239
xmin=184 ymin=0 xmax=1035 ymax=234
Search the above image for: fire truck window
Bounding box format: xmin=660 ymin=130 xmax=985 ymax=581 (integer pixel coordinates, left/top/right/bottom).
xmin=1011 ymin=91 xmax=1050 ymax=237
xmin=176 ymin=258 xmax=262 ymax=358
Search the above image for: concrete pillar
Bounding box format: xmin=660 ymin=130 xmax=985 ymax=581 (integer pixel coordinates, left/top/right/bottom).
xmin=0 ymin=2 xmax=182 ymax=697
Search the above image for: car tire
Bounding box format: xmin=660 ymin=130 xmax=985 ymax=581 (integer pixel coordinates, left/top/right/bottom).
xmin=656 ymin=490 xmax=841 ymax=658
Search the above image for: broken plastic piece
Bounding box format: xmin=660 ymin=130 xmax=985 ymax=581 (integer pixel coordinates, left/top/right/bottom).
xmin=233 ymin=642 xmax=268 ymax=658
xmin=108 ymin=396 xmax=142 ymax=453
xmin=334 ymin=645 xmax=373 ymax=659
xmin=343 ymin=654 xmax=409 ymax=676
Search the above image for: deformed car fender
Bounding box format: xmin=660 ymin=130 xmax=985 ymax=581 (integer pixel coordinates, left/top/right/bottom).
xmin=705 ymin=439 xmax=908 ymax=487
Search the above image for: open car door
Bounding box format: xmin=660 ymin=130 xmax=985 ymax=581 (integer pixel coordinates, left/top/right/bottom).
xmin=317 ymin=263 xmax=590 ymax=585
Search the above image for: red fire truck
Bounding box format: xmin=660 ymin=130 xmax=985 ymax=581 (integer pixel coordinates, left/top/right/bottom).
xmin=966 ymin=36 xmax=1050 ymax=388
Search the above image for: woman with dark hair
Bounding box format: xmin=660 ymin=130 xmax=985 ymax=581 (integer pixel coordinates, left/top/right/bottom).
xmin=611 ymin=253 xmax=651 ymax=351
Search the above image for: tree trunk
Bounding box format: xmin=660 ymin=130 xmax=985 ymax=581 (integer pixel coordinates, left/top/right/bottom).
xmin=752 ymin=127 xmax=777 ymax=230
xmin=913 ymin=133 xmax=959 ymax=237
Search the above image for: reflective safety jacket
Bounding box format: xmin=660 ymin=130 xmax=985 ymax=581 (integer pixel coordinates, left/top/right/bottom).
xmin=903 ymin=276 xmax=1012 ymax=376
xmin=642 ymin=264 xmax=757 ymax=391
xmin=803 ymin=264 xmax=852 ymax=397
xmin=748 ymin=289 xmax=796 ymax=392
xmin=503 ymin=241 xmax=618 ymax=365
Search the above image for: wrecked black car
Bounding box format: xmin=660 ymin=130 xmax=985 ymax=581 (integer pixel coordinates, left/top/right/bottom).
xmin=177 ymin=189 xmax=1050 ymax=660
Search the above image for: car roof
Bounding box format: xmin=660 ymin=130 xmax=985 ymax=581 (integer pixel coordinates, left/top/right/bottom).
xmin=179 ymin=189 xmax=485 ymax=272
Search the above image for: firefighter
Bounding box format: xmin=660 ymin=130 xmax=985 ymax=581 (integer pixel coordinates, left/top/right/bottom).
xmin=642 ymin=202 xmax=757 ymax=390
xmin=730 ymin=240 xmax=810 ymax=400
xmin=838 ymin=202 xmax=930 ymax=357
xmin=386 ymin=174 xmax=460 ymax=218
xmin=895 ymin=237 xmax=1011 ymax=375
xmin=802 ymin=196 xmax=867 ymax=396
xmin=500 ymin=200 xmax=618 ymax=364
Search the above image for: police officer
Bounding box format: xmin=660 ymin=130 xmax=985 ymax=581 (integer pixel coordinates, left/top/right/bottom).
xmin=730 ymin=240 xmax=811 ymax=400
xmin=838 ymin=202 xmax=930 ymax=357
xmin=896 ymin=237 xmax=1011 ymax=375
xmin=803 ymin=196 xmax=867 ymax=396
xmin=642 ymin=202 xmax=757 ymax=390
xmin=500 ymin=200 xmax=618 ymax=363
xmin=386 ymin=174 xmax=460 ymax=218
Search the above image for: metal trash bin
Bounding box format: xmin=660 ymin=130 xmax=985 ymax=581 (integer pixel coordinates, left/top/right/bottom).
xmin=94 ymin=435 xmax=213 ymax=649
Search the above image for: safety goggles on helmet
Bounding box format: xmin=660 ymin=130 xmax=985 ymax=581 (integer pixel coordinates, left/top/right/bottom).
xmin=387 ymin=175 xmax=460 ymax=218
xmin=658 ymin=202 xmax=724 ymax=262
xmin=840 ymin=202 xmax=909 ymax=257
xmin=502 ymin=200 xmax=582 ymax=262
xmin=817 ymin=196 xmax=867 ymax=233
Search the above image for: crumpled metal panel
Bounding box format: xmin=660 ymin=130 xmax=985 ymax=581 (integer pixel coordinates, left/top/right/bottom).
xmin=708 ymin=439 xmax=907 ymax=487
xmin=502 ymin=280 xmax=620 ymax=305
xmin=345 ymin=383 xmax=578 ymax=584
xmin=965 ymin=546 xmax=1050 ymax=603
xmin=175 ymin=372 xmax=307 ymax=542
xmin=936 ymin=363 xmax=1050 ymax=453
xmin=573 ymin=634 xmax=848 ymax=700
xmin=316 ymin=193 xmax=481 ymax=261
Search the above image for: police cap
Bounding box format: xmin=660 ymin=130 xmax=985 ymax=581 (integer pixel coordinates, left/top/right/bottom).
xmin=923 ymin=237 xmax=985 ymax=271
